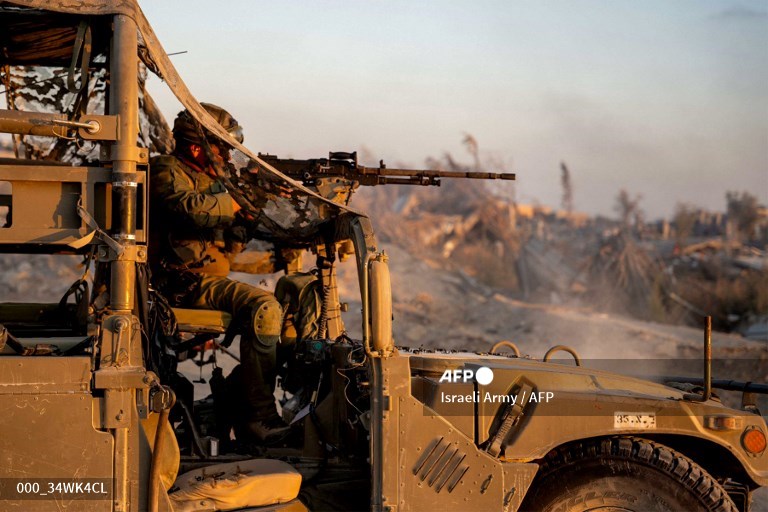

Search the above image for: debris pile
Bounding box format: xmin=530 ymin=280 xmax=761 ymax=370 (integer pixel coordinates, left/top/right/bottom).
xmin=663 ymin=242 xmax=768 ymax=337
xmin=0 ymin=254 xmax=82 ymax=302
xmin=357 ymin=156 xmax=524 ymax=291
xmin=357 ymin=154 xmax=768 ymax=340
xmin=583 ymin=233 xmax=662 ymax=319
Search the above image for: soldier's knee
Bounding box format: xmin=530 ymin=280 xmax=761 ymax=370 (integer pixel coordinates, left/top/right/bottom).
xmin=252 ymin=298 xmax=282 ymax=347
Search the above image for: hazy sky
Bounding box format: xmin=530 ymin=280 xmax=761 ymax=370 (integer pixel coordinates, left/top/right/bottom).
xmin=142 ymin=1 xmax=768 ymax=218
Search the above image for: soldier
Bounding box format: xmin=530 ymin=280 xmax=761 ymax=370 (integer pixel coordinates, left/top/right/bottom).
xmin=149 ymin=103 xmax=290 ymax=442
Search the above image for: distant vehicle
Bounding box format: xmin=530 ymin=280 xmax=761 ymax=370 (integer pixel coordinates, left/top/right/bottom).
xmin=0 ymin=1 xmax=765 ymax=511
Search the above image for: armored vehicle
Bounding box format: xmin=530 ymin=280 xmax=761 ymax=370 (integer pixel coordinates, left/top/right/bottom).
xmin=0 ymin=1 xmax=765 ymax=511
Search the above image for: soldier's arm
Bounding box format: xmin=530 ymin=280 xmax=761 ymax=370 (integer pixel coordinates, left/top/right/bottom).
xmin=151 ymin=160 xmax=236 ymax=228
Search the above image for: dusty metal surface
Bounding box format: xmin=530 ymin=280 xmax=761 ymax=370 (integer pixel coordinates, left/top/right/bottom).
xmin=0 ymin=166 xmax=146 ymax=246
xmin=0 ymin=358 xmax=113 ymax=511
xmin=406 ymin=351 xmax=768 ymax=489
xmin=376 ymin=355 xmax=538 ymax=511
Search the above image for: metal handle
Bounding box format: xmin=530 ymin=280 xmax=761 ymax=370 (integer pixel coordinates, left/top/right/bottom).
xmin=490 ymin=340 xmax=521 ymax=357
xmin=543 ymin=345 xmax=582 ymax=366
xmin=329 ymin=151 xmax=357 ymax=162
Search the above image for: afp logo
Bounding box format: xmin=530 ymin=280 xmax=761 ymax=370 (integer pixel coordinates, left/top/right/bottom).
xmin=439 ymin=366 xmax=494 ymax=385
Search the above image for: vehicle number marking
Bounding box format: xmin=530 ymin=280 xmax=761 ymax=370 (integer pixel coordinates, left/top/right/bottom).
xmin=0 ymin=479 xmax=110 ymax=500
xmin=614 ymin=412 xmax=656 ymax=429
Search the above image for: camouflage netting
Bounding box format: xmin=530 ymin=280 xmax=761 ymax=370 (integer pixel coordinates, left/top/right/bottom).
xmin=3 ymin=63 xmax=172 ymax=162
xmin=2 ymin=0 xmax=362 ymax=244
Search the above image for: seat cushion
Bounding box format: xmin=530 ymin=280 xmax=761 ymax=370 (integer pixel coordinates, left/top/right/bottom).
xmin=169 ymin=458 xmax=302 ymax=512
xmin=172 ymin=308 xmax=232 ymax=334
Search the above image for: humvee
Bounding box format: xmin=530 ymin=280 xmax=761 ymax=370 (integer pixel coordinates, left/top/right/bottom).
xmin=0 ymin=1 xmax=765 ymax=511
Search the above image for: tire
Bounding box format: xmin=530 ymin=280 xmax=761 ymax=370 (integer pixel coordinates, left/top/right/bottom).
xmin=520 ymin=437 xmax=738 ymax=512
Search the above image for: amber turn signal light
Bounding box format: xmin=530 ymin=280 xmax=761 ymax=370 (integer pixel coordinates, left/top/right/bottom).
xmin=742 ymin=428 xmax=767 ymax=455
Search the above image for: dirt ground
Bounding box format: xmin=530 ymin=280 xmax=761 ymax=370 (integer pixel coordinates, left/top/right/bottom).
xmin=338 ymin=244 xmax=767 ymax=362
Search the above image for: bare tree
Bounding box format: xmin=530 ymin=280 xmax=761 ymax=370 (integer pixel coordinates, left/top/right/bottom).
xmin=614 ymin=189 xmax=643 ymax=229
xmin=673 ymin=203 xmax=697 ymax=248
xmin=726 ymin=191 xmax=759 ymax=242
xmin=462 ymin=133 xmax=480 ymax=172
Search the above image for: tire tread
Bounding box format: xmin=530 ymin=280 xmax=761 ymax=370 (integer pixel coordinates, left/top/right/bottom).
xmin=528 ymin=436 xmax=738 ymax=512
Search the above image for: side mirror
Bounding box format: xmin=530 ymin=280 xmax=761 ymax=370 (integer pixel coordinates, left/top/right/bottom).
xmin=369 ymin=255 xmax=393 ymax=355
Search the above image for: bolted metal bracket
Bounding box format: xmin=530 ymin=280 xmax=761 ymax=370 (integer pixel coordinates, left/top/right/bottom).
xmin=97 ymin=244 xmax=147 ymax=263
xmin=100 ymin=145 xmax=149 ymax=164
xmin=77 ymin=114 xmax=119 ymax=141
xmin=99 ymin=314 xmax=142 ymax=368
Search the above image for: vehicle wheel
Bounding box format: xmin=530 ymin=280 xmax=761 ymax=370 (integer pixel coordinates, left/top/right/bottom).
xmin=520 ymin=437 xmax=737 ymax=512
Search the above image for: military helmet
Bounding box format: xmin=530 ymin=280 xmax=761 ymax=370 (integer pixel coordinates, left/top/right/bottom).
xmin=173 ymin=102 xmax=244 ymax=146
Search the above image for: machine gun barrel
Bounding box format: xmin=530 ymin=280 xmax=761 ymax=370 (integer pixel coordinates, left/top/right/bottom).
xmin=258 ymin=151 xmax=516 ymax=187
xmin=356 ymin=167 xmax=516 ymax=186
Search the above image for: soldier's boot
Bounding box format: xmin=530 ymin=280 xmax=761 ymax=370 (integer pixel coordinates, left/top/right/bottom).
xmin=241 ymin=300 xmax=290 ymax=442
xmin=248 ymin=415 xmax=290 ymax=441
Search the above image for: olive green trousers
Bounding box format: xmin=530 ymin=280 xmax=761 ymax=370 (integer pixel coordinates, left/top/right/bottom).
xmin=190 ymin=275 xmax=283 ymax=421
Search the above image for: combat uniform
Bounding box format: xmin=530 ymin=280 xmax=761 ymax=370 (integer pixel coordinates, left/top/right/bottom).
xmin=149 ymin=153 xmax=284 ymax=427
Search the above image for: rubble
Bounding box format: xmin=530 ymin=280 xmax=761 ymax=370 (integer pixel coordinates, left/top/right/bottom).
xmin=356 ymin=152 xmax=768 ymax=340
xmin=0 ymin=254 xmax=82 ymax=301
